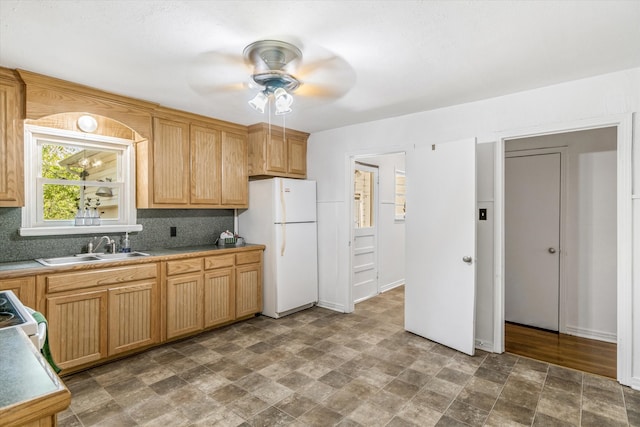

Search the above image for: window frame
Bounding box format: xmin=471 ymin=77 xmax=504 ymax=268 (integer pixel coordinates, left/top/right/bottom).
xmin=20 ymin=124 xmax=142 ymax=236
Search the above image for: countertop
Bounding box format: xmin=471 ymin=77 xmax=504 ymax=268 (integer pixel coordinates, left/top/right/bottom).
xmin=0 ymin=328 xmax=71 ymax=426
xmin=0 ymin=243 xmax=266 ymax=278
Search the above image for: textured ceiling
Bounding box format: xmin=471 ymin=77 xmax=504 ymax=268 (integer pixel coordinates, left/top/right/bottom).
xmin=1 ymin=0 xmax=639 ymax=133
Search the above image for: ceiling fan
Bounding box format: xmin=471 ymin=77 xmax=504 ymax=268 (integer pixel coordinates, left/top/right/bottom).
xmin=189 ymin=38 xmax=355 ymax=114
xmin=244 ymin=40 xmax=302 ymax=114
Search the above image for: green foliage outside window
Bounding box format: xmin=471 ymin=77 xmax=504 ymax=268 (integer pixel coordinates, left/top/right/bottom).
xmin=42 ymin=144 xmax=82 ymax=220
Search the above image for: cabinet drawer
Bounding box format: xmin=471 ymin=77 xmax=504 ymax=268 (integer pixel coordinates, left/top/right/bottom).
xmin=166 ymin=258 xmax=203 ymax=276
xmin=235 ymin=251 xmax=261 ymax=265
xmin=46 ymin=264 xmax=157 ymax=293
xmin=204 ymin=254 xmax=234 ymax=270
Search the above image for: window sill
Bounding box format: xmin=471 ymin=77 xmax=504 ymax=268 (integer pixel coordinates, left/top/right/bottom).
xmin=19 ymin=224 xmax=143 ymax=237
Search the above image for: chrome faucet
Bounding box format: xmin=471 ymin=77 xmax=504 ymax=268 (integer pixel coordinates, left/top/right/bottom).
xmin=88 ymin=236 xmax=116 ymax=254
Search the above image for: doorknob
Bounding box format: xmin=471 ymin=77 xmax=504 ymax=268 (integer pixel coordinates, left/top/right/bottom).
xmin=548 ymin=247 xmax=556 ymax=254
xmin=462 ymin=256 xmax=472 ymax=264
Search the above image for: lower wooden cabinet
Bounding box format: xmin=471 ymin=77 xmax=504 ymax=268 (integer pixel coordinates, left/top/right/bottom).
xmin=236 ymin=264 xmax=261 ymax=318
xmin=28 ymin=247 xmax=262 ymax=373
xmin=42 ymin=263 xmax=159 ymax=371
xmin=0 ymin=276 xmax=36 ymax=307
xmin=47 ymin=289 xmax=109 ymax=370
xmin=166 ymin=272 xmax=204 ymax=339
xmin=164 ymin=250 xmax=262 ymax=340
xmin=204 ymin=268 xmax=235 ymax=328
xmin=108 ymin=281 xmax=158 ymax=355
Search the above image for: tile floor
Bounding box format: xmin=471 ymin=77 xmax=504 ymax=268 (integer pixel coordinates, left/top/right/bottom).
xmin=57 ymin=286 xmax=639 ymax=426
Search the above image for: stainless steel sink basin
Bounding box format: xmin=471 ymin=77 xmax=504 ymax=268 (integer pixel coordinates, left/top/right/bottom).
xmin=36 ymin=255 xmax=102 ymax=266
xmin=96 ymin=252 xmax=150 ymax=260
xmin=35 ymin=252 xmax=150 ymax=266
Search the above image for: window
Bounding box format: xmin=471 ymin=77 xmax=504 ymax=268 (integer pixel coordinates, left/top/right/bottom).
xmin=21 ymin=124 xmax=141 ymax=236
xmin=394 ymin=169 xmax=406 ymax=221
xmin=354 ymin=168 xmax=375 ymax=228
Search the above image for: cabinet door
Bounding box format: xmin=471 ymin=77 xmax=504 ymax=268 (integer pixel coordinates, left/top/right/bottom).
xmin=235 ymin=264 xmax=262 ymax=318
xmin=203 ymin=268 xmax=235 ymax=328
xmin=47 ymin=290 xmax=108 ymax=370
xmin=0 ymin=276 xmax=35 ymax=307
xmin=108 ymin=281 xmax=158 ymax=355
xmin=191 ymin=124 xmax=221 ymax=205
xmin=287 ymin=136 xmax=307 ymax=176
xmin=153 ymin=118 xmax=190 ymax=204
xmin=0 ymin=75 xmax=24 ymax=207
xmin=166 ymin=273 xmax=203 ymax=339
xmin=265 ymin=132 xmax=287 ymax=173
xmin=221 ymin=131 xmax=248 ymax=206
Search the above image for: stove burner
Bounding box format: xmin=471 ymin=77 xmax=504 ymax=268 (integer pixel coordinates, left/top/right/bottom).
xmin=0 ymin=297 xmax=6 ymax=306
xmin=0 ymin=311 xmax=15 ymax=324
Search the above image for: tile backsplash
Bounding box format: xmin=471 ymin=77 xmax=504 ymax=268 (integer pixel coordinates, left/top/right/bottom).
xmin=0 ymin=208 xmax=234 ymax=263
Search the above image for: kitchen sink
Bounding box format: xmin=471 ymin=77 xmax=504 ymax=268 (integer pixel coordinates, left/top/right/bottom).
xmin=35 ymin=252 xmax=150 ymax=266
xmin=95 ymin=252 xmax=150 ymax=260
xmin=36 ymin=255 xmax=102 ymax=266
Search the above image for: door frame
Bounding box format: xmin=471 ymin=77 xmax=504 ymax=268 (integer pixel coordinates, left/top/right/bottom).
xmin=505 ymin=147 xmax=567 ymax=333
xmin=494 ymin=113 xmax=633 ymax=386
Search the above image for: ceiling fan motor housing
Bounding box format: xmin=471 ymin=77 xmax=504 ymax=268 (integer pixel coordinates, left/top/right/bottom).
xmin=244 ymin=40 xmax=302 ymax=92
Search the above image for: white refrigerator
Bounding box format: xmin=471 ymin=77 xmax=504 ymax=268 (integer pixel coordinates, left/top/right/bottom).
xmin=238 ymin=178 xmax=318 ymax=318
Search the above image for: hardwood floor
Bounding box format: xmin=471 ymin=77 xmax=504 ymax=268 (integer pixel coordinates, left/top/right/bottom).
xmin=505 ymin=322 xmax=617 ymax=379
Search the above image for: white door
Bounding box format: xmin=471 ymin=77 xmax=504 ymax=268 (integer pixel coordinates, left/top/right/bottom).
xmin=405 ymin=139 xmax=477 ymax=356
xmin=352 ymin=163 xmax=379 ymax=302
xmin=505 ymin=152 xmax=561 ymax=331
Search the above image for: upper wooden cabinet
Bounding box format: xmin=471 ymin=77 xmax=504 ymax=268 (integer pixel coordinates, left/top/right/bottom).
xmin=137 ymin=111 xmax=248 ymax=208
xmin=247 ymin=123 xmax=309 ymax=179
xmin=2 ymin=68 xmax=254 ymax=210
xmin=0 ymin=69 xmax=25 ymax=207
xmin=152 ymin=117 xmax=190 ymax=204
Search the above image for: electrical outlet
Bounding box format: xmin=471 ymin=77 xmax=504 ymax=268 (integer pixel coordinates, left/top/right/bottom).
xmin=170 ymin=226 xmax=177 ymax=237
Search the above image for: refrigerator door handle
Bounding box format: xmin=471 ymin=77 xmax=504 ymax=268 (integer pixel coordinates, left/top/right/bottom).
xmin=280 ymin=179 xmax=286 ymax=256
xmin=280 ymin=223 xmax=286 ymax=256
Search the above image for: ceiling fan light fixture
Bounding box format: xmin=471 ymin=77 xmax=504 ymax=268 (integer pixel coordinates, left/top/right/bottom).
xmin=274 ymin=87 xmax=293 ymax=115
xmin=248 ymin=91 xmax=269 ymax=113
xmin=95 ymin=187 xmax=113 ymax=197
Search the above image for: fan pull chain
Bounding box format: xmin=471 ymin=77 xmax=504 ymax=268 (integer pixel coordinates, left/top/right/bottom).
xmin=268 ymin=99 xmax=272 ymax=144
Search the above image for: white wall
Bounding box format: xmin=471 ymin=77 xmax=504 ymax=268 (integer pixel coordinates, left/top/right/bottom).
xmin=506 ymin=128 xmax=617 ymax=342
xmin=306 ymin=67 xmax=639 ymax=387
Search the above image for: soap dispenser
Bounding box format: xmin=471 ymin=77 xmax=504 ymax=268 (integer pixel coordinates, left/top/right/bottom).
xmin=121 ymin=232 xmax=131 ymax=253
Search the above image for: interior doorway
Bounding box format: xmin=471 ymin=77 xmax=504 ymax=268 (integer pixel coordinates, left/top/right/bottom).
xmin=502 ymin=126 xmax=618 ymax=377
xmin=348 ymin=152 xmax=406 ymax=310
xmin=352 ymin=162 xmax=379 ymax=302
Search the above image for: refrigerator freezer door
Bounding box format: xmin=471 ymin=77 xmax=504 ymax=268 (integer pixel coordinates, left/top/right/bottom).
xmin=273 ymin=178 xmax=317 ymax=224
xmin=273 ymin=222 xmax=318 ymax=314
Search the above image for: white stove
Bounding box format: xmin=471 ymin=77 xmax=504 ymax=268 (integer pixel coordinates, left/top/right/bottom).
xmin=0 ymin=290 xmax=43 ymax=349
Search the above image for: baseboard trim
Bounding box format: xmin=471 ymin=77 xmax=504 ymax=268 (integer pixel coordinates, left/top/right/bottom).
xmin=564 ymin=325 xmax=617 ymax=343
xmin=380 ymin=280 xmax=404 ymax=293
xmin=316 ymin=300 xmax=346 ymax=313
xmin=475 ymin=339 xmax=494 ymax=353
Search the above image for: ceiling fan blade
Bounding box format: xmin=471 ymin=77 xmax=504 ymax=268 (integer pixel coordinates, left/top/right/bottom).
xmin=294 ymin=53 xmax=355 ymax=100
xmin=188 ymin=50 xmax=251 ymax=95
xmin=190 ymin=81 xmax=250 ymax=96
xmin=295 ymin=83 xmax=347 ymax=99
